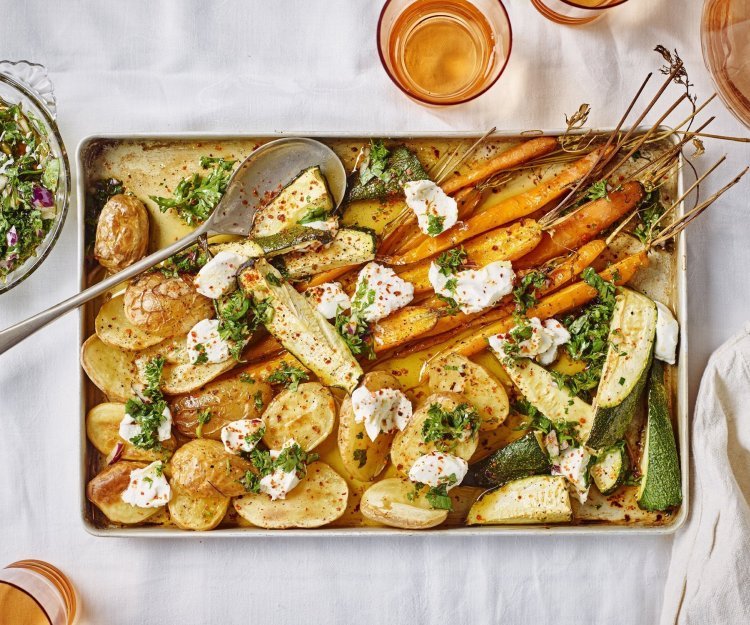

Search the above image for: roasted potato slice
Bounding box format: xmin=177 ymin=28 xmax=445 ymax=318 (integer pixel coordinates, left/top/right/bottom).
xmin=390 ymin=392 xmax=479 ymax=476
xmin=338 ymin=371 xmax=402 ymax=481
xmin=96 ymin=295 xmax=168 ymax=351
xmin=94 ymin=194 xmax=150 ymax=273
xmin=168 ymin=483 xmax=229 ymax=531
xmin=86 ymin=461 xmax=162 ymax=525
xmin=81 ymin=335 xmax=141 ymax=403
xmin=123 ymin=272 xmax=213 ymax=336
xmin=262 ymin=382 xmax=335 ymax=451
xmin=425 ymin=353 xmax=509 ymax=431
xmin=159 ymin=359 xmax=240 ymax=396
xmin=360 ymin=478 xmax=448 ymax=529
xmin=171 ymin=377 xmax=273 ymax=440
xmin=169 ymin=439 xmax=252 ymax=498
xmin=86 ymin=402 xmax=175 ymax=461
xmin=233 ymin=462 xmax=348 ymax=529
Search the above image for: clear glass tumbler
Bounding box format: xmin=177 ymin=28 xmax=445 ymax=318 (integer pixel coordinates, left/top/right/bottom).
xmin=530 ymin=0 xmax=630 ymax=26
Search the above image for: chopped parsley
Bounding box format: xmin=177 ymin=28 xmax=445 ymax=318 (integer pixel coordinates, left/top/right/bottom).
xmin=239 ymin=373 xmax=255 ymax=384
xmin=244 ymin=425 xmax=265 ymax=450
xmin=422 ymin=403 xmax=480 ymax=451
xmin=498 ymin=314 xmax=533 ymax=362
xmin=433 ymin=248 xmax=468 ymax=316
xmin=157 ymin=245 xmax=209 ymax=278
xmin=264 ymin=272 xmax=282 ymax=287
xmin=150 ymin=156 xmax=235 ymax=225
xmin=584 ymin=179 xmax=609 ymax=202
xmin=253 ymin=390 xmax=265 ymax=412
xmin=633 ymin=189 xmax=666 ymax=245
xmin=298 ymin=205 xmax=329 ymax=225
xmin=513 ymin=270 xmax=547 ymax=314
xmin=425 ymin=475 xmax=457 ymax=510
xmin=358 ymin=139 xmax=390 ymax=186
xmin=335 ymin=277 xmax=375 ymax=359
xmin=192 ymin=343 xmax=208 ymax=365
xmin=267 ymin=362 xmax=309 ymax=391
xmin=125 ymin=357 xmax=169 ymax=450
xmin=214 ymin=292 xmax=273 ymax=360
xmin=195 ymin=409 xmax=212 ymax=438
xmin=426 ymin=214 xmax=445 ymax=237
xmin=352 ymin=448 xmax=368 ymax=468
xmin=242 ymin=441 xmax=318 ymax=493
xmin=513 ymin=398 xmax=579 ymax=448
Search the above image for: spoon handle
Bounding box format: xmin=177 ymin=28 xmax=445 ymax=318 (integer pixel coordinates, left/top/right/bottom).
xmin=0 ymin=228 xmax=205 ymax=356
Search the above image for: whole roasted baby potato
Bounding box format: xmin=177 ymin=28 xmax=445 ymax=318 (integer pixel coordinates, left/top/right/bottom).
xmin=94 ymin=194 xmax=150 ymax=272
xmin=171 ymin=377 xmax=274 ymax=440
xmin=123 ymin=272 xmax=214 ymax=336
xmin=87 ymin=461 xmax=161 ymax=525
xmin=169 ymin=439 xmax=252 ymax=498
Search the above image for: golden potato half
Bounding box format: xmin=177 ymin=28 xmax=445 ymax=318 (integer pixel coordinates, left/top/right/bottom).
xmin=168 ymin=483 xmax=230 ymax=531
xmin=262 ymin=382 xmax=335 ymax=451
xmin=360 ymin=478 xmax=448 ymax=530
xmin=169 ymin=439 xmax=252 ymax=498
xmin=87 ymin=461 xmax=162 ymax=525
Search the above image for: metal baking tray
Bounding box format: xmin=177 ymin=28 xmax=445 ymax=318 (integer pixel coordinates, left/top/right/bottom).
xmin=76 ymin=131 xmax=689 ymax=537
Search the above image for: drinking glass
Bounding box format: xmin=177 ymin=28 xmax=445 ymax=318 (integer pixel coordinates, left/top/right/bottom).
xmin=0 ymin=560 xmax=78 ymax=625
xmin=530 ymin=0 xmax=630 ymax=26
xmin=377 ymin=0 xmax=512 ymax=105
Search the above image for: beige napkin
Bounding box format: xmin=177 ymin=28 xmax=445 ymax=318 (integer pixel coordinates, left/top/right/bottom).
xmin=661 ymin=323 xmax=750 ymax=624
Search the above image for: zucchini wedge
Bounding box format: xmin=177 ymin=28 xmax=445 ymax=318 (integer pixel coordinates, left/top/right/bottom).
xmin=637 ymin=361 xmax=682 ymax=511
xmin=273 ymin=227 xmax=377 ymax=280
xmin=251 ymin=166 xmax=334 ymax=238
xmin=590 ymin=441 xmax=629 ymax=495
xmin=212 ymin=227 xmax=334 ymax=260
xmin=586 ymin=288 xmax=657 ymax=450
xmin=238 ymin=259 xmax=362 ymax=392
xmin=467 ymin=475 xmax=572 ymax=525
xmin=347 ymin=145 xmax=429 ymax=202
xmin=465 ymin=432 xmax=550 ymax=488
xmin=495 ymin=357 xmax=594 ymax=441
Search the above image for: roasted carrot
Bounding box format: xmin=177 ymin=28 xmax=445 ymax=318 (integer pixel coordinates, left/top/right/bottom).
xmin=434 ymin=251 xmax=648 ymax=359
xmin=440 ymin=136 xmax=559 ymax=195
xmin=390 ymin=146 xmax=612 ymax=266
xmin=373 ymin=306 xmax=439 ymax=351
xmin=515 ymin=181 xmax=644 ymax=269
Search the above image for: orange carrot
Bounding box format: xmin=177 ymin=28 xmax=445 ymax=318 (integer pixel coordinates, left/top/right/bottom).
xmin=515 ymin=181 xmax=644 ymax=269
xmin=391 ymin=146 xmax=612 ymax=266
xmin=440 ymin=136 xmax=559 ymax=195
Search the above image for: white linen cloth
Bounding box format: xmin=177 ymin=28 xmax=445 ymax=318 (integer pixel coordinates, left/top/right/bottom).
xmin=0 ymin=1 xmax=749 ymax=624
xmin=660 ymin=324 xmax=750 ymax=625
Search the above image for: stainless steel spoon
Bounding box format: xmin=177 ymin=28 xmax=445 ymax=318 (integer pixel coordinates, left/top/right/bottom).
xmin=0 ymin=137 xmax=347 ymax=356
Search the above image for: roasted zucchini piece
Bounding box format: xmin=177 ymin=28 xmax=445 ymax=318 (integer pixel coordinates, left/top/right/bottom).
xmin=466 ymin=432 xmax=550 ymax=488
xmin=587 ymin=288 xmax=657 ymax=450
xmin=347 ymin=145 xmax=429 ymax=202
xmin=590 ymin=441 xmax=629 ymax=495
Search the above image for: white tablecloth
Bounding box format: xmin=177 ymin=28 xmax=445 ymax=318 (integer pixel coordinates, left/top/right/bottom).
xmin=1 ymin=1 xmax=748 ymax=624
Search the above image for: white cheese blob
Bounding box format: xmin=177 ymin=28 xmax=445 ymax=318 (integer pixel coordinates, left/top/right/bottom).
xmin=121 ymin=461 xmax=171 ymax=508
xmin=259 ymin=439 xmax=302 ymax=500
xmin=488 ymin=317 xmax=570 ymax=365
xmin=220 ymin=419 xmax=265 ymax=455
xmin=353 ymin=262 xmax=414 ymax=323
xmin=186 ymin=318 xmax=232 ymax=364
xmin=654 ymin=300 xmax=679 ymax=365
xmin=193 ymin=250 xmax=247 ymax=299
xmin=118 ymin=406 xmax=172 ymax=443
xmin=408 ymin=451 xmax=468 ymax=489
xmin=429 ymin=260 xmax=515 ymax=315
xmin=351 ymin=385 xmax=412 ymax=442
xmin=543 ymin=430 xmax=560 ymax=459
xmin=305 ymin=282 xmax=352 ymax=319
xmin=551 ymin=446 xmax=591 ymax=503
xmin=403 ymin=180 xmax=459 ymax=237
xmin=302 ymin=217 xmax=338 ymax=233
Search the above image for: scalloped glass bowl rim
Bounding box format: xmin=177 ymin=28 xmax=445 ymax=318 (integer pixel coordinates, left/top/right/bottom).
xmin=376 ymin=0 xmax=513 ymax=106
xmin=555 ymin=0 xmax=629 ymax=9
xmin=0 ymin=71 xmax=70 ymax=294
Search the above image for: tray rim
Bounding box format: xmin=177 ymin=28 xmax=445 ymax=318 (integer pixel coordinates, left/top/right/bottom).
xmin=76 ymin=129 xmax=689 ymax=537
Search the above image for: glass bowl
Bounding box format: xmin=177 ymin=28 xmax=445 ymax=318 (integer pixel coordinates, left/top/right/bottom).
xmin=0 ymin=60 xmax=70 ymax=294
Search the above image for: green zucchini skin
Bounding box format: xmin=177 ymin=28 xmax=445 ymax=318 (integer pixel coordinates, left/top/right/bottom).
xmin=253 ymin=225 xmax=333 ymax=257
xmin=586 ymin=289 xmax=657 ymax=450
xmin=637 ymin=360 xmax=682 ymax=511
xmin=590 ymin=442 xmax=628 ymax=495
xmin=346 ymin=146 xmax=429 ymax=202
xmin=465 ymin=432 xmax=550 ymax=488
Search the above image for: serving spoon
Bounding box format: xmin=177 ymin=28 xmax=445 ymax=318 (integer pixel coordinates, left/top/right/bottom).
xmin=0 ymin=137 xmax=347 ymax=356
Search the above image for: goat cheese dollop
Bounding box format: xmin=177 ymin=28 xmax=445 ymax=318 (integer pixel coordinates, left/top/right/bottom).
xmin=259 ymin=439 xmax=302 ymax=500
xmin=119 ymin=406 xmax=172 ymax=443
xmin=186 ymin=318 xmax=232 ymax=364
xmin=488 ymin=317 xmax=570 ymax=365
xmin=121 ymin=461 xmax=171 ymax=508
xmin=654 ymin=300 xmax=679 ymax=365
xmin=429 ymin=260 xmax=515 ymax=315
xmin=221 ymin=419 xmax=265 ymax=455
xmin=305 ymin=282 xmax=352 ymax=319
xmin=353 ymin=262 xmax=414 ymax=323
xmin=193 ymin=250 xmax=247 ymax=299
xmin=351 ymin=385 xmax=413 ymax=442
xmin=408 ymin=451 xmax=468 ymax=489
xmin=403 ymin=180 xmax=458 ymax=237
xmin=551 ymin=446 xmax=591 ymax=503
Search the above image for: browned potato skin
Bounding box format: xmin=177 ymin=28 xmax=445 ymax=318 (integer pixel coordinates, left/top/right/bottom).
xmin=390 ymin=392 xmax=479 ymax=476
xmin=338 ymin=371 xmax=402 ymax=482
xmin=170 ymin=378 xmax=273 ymax=440
xmin=169 ymin=439 xmax=252 ymax=498
xmin=87 ymin=461 xmax=146 ymax=506
xmin=94 ymin=194 xmax=150 ymax=272
xmin=123 ymin=272 xmax=214 ymax=336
